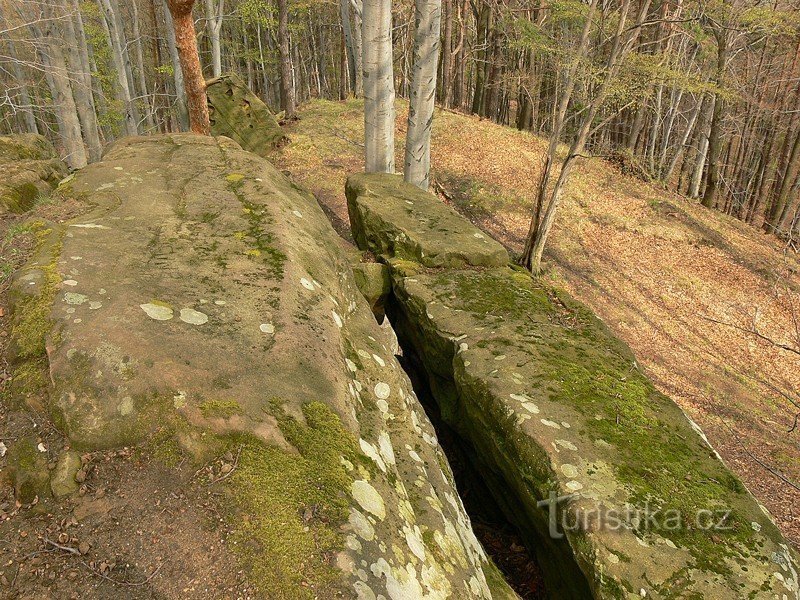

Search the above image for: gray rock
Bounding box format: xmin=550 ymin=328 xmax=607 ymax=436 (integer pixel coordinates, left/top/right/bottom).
xmin=50 ymin=451 xmax=82 ymax=497
xmin=351 ymin=174 xmax=800 ymax=599
xmin=206 ymin=74 xmax=286 ymax=156
xmin=0 ymin=134 xmax=68 ymax=214
xmin=346 ymin=173 xmax=510 ymax=268
xmin=8 ymin=134 xmax=513 ymax=600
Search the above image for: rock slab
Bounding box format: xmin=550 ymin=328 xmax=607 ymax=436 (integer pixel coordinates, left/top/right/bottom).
xmin=9 ymin=135 xmax=517 ymax=599
xmin=0 ymin=133 xmax=68 ymax=214
xmin=348 ymin=172 xmax=800 ymax=600
xmin=206 ymin=73 xmax=286 ymax=156
xmin=347 ymin=173 xmax=510 ymax=268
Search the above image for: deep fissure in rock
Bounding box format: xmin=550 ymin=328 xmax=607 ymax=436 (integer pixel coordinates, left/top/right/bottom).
xmin=396 ymin=346 xmax=548 ymax=599
xmin=382 ymin=284 xmax=595 ymax=599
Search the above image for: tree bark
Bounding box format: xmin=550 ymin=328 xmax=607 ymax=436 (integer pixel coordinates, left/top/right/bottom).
xmin=702 ymin=28 xmax=728 ymax=208
xmin=277 ymin=0 xmax=295 ymax=119
xmin=404 ymin=0 xmax=442 ymax=189
xmin=205 ymin=0 xmax=224 ymax=77
xmin=363 ymin=0 xmax=395 ymax=173
xmin=340 ymin=0 xmax=357 ymax=95
xmin=38 ymin=10 xmax=88 ymax=169
xmin=159 ymin=0 xmax=189 ymax=130
xmin=98 ymin=0 xmax=141 ymax=136
xmin=440 ymin=0 xmax=452 ymax=105
xmin=167 ymin=0 xmax=210 ymax=135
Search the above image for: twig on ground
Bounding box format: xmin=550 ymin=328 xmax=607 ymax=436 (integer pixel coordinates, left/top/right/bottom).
xmin=700 ymin=313 xmax=800 ymax=356
xmin=43 ymin=538 xmax=80 ymax=555
xmin=717 ymin=417 xmax=800 ymax=492
xmin=81 ymin=560 xmax=164 ymax=587
xmin=209 ymin=445 xmax=243 ymax=485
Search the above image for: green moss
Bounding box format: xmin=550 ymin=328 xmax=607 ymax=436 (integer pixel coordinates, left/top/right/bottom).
xmin=224 ymin=175 xmax=287 ymax=279
xmin=199 ymin=399 xmax=242 ymax=419
xmin=226 ymin=400 xmax=358 ymax=599
xmin=432 ymin=269 xmax=554 ymax=323
xmin=545 ymin=342 xmax=756 ymax=572
xmin=9 ymin=222 xmax=63 ymax=361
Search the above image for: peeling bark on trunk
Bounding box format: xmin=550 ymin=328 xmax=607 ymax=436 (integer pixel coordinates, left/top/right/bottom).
xmin=167 ymin=0 xmax=210 ymax=135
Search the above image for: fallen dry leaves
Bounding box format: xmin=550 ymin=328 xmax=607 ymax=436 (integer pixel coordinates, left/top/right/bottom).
xmin=277 ymin=98 xmax=800 ymax=547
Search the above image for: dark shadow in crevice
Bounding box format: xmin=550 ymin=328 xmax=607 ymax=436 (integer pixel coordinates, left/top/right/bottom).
xmin=396 ymin=348 xmax=548 ymax=600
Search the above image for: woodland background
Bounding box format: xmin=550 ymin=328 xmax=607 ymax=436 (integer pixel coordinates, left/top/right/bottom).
xmin=2 ymin=0 xmax=800 ymax=240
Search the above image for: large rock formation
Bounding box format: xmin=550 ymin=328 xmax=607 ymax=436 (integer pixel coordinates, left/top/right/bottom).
xmin=206 ymin=74 xmax=286 ymax=156
xmin=0 ymin=133 xmax=68 ymax=214
xmin=8 ymin=135 xmax=516 ymax=599
xmin=347 ymin=172 xmax=800 ymax=600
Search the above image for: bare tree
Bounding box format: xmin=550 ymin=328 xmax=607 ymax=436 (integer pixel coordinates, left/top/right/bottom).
xmin=205 ymin=0 xmax=225 ymax=78
xmin=363 ymin=0 xmax=394 ymax=173
xmin=404 ymin=0 xmax=441 ymax=189
xmin=277 ymin=0 xmax=295 ymax=119
xmin=166 ymin=0 xmax=210 ymax=135
xmin=520 ymin=0 xmax=653 ymax=273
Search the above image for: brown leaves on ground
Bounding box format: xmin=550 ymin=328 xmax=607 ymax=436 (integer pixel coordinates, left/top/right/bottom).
xmin=276 ymin=97 xmax=800 ymax=547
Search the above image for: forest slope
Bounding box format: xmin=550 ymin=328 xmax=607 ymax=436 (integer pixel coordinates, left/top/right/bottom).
xmin=274 ymin=98 xmax=800 ymax=547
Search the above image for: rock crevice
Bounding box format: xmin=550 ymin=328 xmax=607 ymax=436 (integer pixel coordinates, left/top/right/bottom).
xmin=347 ymin=172 xmax=800 ymax=600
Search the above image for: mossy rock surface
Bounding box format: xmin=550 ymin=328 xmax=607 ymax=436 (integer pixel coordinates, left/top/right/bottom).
xmin=206 ymin=74 xmax=286 ymax=156
xmin=7 ymin=133 xmax=510 ymax=599
xmin=350 ymin=177 xmax=800 ymax=599
xmin=346 ymin=173 xmax=510 ymax=268
xmin=0 ymin=134 xmax=67 ymax=214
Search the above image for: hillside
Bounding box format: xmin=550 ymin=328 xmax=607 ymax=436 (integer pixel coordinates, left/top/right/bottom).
xmin=274 ymin=98 xmax=800 ymax=547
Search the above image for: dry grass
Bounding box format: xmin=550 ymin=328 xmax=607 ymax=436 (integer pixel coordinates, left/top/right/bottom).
xmin=273 ymin=97 xmax=800 ymax=546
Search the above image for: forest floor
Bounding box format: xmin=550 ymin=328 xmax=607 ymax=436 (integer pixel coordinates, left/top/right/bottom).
xmin=274 ymin=97 xmax=800 ymax=548
xmin=0 ymin=203 xmax=254 ymax=597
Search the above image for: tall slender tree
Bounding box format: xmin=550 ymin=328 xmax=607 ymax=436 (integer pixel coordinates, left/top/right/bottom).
xmin=363 ymin=0 xmax=395 ymax=173
xmin=404 ymin=0 xmax=442 ymax=189
xmin=277 ymin=0 xmax=295 ymax=119
xmin=167 ymin=0 xmax=210 ymax=134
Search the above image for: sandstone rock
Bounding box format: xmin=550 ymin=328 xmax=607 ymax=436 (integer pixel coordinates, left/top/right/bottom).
xmin=348 ymin=173 xmax=800 ymax=599
xmin=206 ymin=74 xmax=286 ymax=156
xmin=351 ymin=260 xmax=391 ymax=317
xmin=9 ymin=134 xmax=514 ymax=599
xmin=50 ymin=451 xmax=82 ymax=497
xmin=8 ymin=436 xmax=50 ymax=504
xmin=347 ymin=173 xmax=510 ymax=268
xmin=0 ymin=134 xmax=68 ymax=214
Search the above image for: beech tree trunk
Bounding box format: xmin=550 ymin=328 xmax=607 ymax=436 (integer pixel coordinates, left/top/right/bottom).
xmin=64 ymin=0 xmax=102 ymax=160
xmin=702 ymin=28 xmax=729 ymax=208
xmin=404 ymin=0 xmax=442 ymax=189
xmin=278 ymin=0 xmax=295 ymax=119
xmin=97 ymin=0 xmax=140 ymax=136
xmin=167 ymin=0 xmax=210 ymax=135
xmin=363 ymin=0 xmax=395 ymax=173
xmin=205 ymin=0 xmax=225 ymax=77
xmin=340 ymin=0 xmax=357 ymax=95
xmin=39 ymin=10 xmax=88 ymax=169
xmin=352 ymin=0 xmax=364 ymax=97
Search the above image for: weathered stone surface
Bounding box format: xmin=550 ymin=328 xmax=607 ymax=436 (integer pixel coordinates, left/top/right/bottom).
xmin=352 ymin=260 xmax=391 ymax=317
xmin=0 ymin=134 xmax=68 ymax=214
xmin=50 ymin=450 xmax=82 ymax=497
xmin=9 ymin=134 xmax=515 ymax=599
xmin=352 ymin=178 xmax=800 ymax=599
xmin=206 ymin=74 xmax=286 ymax=156
xmin=8 ymin=436 xmax=50 ymax=504
xmin=347 ymin=173 xmax=510 ymax=268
